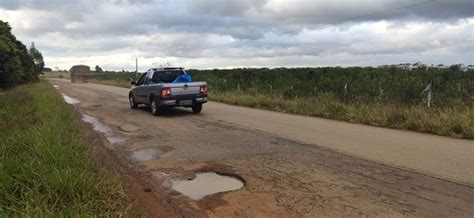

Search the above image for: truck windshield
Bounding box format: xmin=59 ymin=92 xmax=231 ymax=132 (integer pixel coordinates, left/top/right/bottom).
xmin=150 ymin=70 xmax=182 ymax=83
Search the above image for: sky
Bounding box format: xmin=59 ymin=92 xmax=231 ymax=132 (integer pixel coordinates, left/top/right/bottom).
xmin=0 ymin=0 xmax=473 ymax=71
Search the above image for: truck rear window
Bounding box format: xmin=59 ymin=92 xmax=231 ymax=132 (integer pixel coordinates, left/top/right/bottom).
xmin=151 ymin=70 xmax=182 ymax=83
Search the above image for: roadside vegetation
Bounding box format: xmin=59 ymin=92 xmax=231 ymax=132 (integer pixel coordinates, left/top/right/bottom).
xmin=41 ymin=71 xmax=70 ymax=79
xmin=0 ymin=81 xmax=134 ymax=216
xmin=85 ymin=66 xmax=474 ymax=139
xmin=191 ymin=67 xmax=474 ymax=139
xmin=89 ymin=72 xmax=138 ymax=88
xmin=0 ymin=20 xmax=44 ymax=89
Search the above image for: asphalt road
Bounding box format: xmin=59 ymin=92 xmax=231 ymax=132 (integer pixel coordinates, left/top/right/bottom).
xmin=49 ymin=79 xmax=474 ymax=217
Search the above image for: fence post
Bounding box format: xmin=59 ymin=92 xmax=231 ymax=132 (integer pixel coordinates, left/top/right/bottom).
xmin=379 ymin=82 xmax=384 ymax=98
xmin=427 ymin=90 xmax=432 ymax=108
xmin=344 ymin=83 xmax=348 ymax=97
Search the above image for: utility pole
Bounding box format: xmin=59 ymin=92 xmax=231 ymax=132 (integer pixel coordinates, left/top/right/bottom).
xmin=135 ymin=58 xmax=138 ymax=73
xmin=135 ymin=58 xmax=138 ymax=77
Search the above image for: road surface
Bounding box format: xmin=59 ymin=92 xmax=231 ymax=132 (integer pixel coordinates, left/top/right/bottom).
xmin=49 ymin=79 xmax=474 ymax=217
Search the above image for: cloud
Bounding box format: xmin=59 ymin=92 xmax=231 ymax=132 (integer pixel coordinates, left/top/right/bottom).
xmin=260 ymin=0 xmax=474 ymax=25
xmin=185 ymin=0 xmax=267 ymax=16
xmin=0 ymin=0 xmax=472 ymax=70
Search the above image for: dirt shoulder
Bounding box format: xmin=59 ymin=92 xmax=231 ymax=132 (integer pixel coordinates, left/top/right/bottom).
xmin=50 ymin=79 xmax=474 ymax=217
xmin=79 ymin=111 xmax=173 ymax=217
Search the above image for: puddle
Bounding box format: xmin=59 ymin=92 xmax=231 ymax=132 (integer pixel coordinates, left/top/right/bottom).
xmin=53 ymin=85 xmax=59 ymax=89
xmin=61 ymin=94 xmax=80 ymax=104
xmin=132 ymin=147 xmax=160 ymax=161
xmin=172 ymin=172 xmax=244 ymax=200
xmin=82 ymin=114 xmax=124 ymax=146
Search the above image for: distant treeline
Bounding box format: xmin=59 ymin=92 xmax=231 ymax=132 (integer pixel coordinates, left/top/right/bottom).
xmin=188 ymin=66 xmax=474 ymax=107
xmin=0 ymin=20 xmax=44 ymax=89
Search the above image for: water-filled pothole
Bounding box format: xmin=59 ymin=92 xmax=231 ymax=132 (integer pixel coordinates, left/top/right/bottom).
xmin=132 ymin=147 xmax=160 ymax=161
xmin=61 ymin=94 xmax=80 ymax=104
xmin=82 ymin=114 xmax=124 ymax=146
xmin=172 ymin=172 xmax=244 ymax=200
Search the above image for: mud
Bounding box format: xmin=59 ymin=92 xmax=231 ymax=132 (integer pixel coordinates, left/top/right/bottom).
xmin=81 ymin=114 xmax=124 ymax=146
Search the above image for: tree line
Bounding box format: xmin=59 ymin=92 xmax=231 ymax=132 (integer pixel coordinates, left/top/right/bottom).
xmin=0 ymin=20 xmax=44 ymax=89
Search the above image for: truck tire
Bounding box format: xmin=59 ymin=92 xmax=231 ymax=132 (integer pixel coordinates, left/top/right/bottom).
xmin=150 ymin=98 xmax=160 ymax=116
xmin=129 ymin=94 xmax=138 ymax=109
xmin=192 ymin=103 xmax=202 ymax=113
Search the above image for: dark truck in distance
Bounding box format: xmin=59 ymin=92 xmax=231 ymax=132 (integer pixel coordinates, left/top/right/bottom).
xmin=128 ymin=67 xmax=208 ymax=116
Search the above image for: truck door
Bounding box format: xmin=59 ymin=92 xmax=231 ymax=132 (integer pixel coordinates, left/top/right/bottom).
xmin=133 ymin=72 xmax=149 ymax=103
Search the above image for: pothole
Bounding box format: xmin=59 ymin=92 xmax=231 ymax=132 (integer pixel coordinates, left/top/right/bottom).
xmin=132 ymin=147 xmax=160 ymax=161
xmin=118 ymin=124 xmax=140 ymax=132
xmin=61 ymin=94 xmax=80 ymax=104
xmin=80 ymin=103 xmax=102 ymax=110
xmin=82 ymin=114 xmax=124 ymax=147
xmin=172 ymin=172 xmax=245 ymax=200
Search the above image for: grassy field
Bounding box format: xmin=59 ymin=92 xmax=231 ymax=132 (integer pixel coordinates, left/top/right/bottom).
xmin=210 ymin=91 xmax=473 ymax=139
xmin=41 ymin=71 xmax=70 ymax=79
xmin=0 ymin=81 xmax=134 ymax=216
xmin=60 ymin=68 xmax=473 ymax=139
xmin=88 ymin=72 xmax=137 ymax=88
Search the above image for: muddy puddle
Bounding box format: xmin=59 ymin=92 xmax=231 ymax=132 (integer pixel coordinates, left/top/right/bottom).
xmin=82 ymin=114 xmax=124 ymax=146
xmin=172 ymin=172 xmax=244 ymax=200
xmin=132 ymin=147 xmax=160 ymax=161
xmin=61 ymin=93 xmax=80 ymax=104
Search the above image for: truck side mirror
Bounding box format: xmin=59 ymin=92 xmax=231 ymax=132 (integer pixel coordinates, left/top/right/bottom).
xmin=130 ymin=81 xmax=136 ymax=85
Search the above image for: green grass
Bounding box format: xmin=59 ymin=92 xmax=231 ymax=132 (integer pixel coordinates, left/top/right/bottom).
xmin=88 ymin=72 xmax=138 ymax=88
xmin=41 ymin=71 xmax=70 ymax=79
xmin=0 ymin=81 xmax=135 ymax=216
xmin=209 ymin=91 xmax=474 ymax=139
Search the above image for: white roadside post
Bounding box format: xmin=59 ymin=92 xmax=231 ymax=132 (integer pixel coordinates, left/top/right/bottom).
xmin=428 ymin=90 xmax=432 ymax=108
xmin=379 ymin=82 xmax=384 ymax=98
xmin=422 ymin=82 xmax=432 ymax=108
xmin=344 ymin=83 xmax=348 ymax=97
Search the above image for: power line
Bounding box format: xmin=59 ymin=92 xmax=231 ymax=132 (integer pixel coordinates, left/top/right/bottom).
xmin=194 ymin=0 xmax=436 ymax=52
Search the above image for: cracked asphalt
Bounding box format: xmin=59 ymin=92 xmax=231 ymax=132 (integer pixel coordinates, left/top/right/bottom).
xmin=49 ymin=79 xmax=473 ymax=217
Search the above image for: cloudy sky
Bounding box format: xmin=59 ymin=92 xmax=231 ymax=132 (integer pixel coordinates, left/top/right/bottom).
xmin=1 ymin=0 xmax=473 ymax=71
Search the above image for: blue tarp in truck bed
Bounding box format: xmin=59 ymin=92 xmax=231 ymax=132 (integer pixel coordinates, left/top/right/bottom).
xmin=172 ymin=71 xmax=192 ymax=83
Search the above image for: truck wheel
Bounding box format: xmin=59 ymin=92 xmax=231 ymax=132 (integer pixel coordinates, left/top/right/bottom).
xmin=192 ymin=103 xmax=202 ymax=113
xmin=150 ymin=98 xmax=160 ymax=116
xmin=129 ymin=95 xmax=138 ymax=109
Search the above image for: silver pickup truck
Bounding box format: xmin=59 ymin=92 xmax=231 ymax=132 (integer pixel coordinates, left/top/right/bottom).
xmin=128 ymin=67 xmax=208 ymax=116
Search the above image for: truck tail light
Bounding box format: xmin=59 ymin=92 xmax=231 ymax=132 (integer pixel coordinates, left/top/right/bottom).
xmin=200 ymin=85 xmax=208 ymax=95
xmin=161 ymin=87 xmax=171 ymax=97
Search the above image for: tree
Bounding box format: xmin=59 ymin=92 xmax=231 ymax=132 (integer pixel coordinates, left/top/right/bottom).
xmin=28 ymin=42 xmax=44 ymax=74
xmin=0 ymin=20 xmax=39 ymax=89
xmin=95 ymin=65 xmax=103 ymax=73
